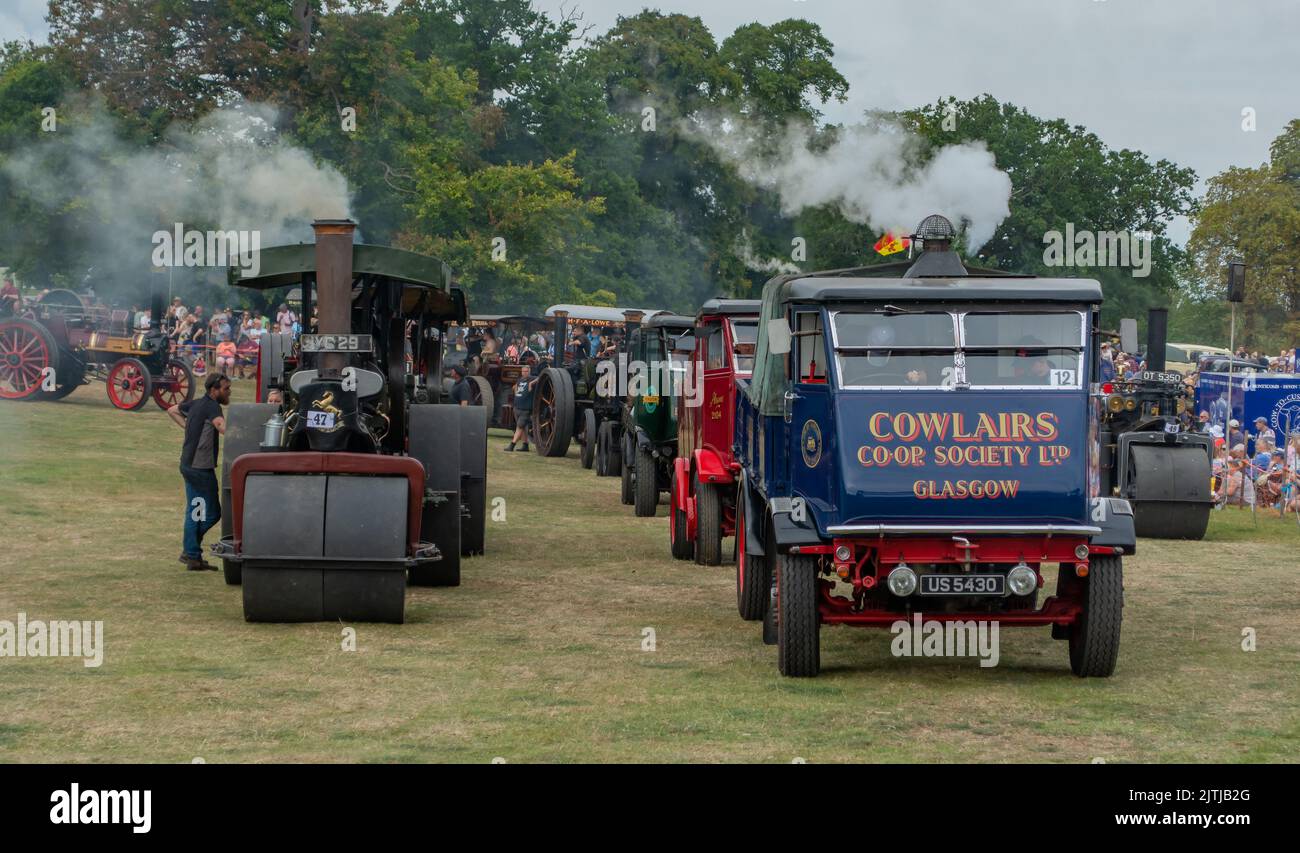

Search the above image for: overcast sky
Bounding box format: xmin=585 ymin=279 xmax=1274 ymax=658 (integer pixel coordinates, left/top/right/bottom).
xmin=5 ymin=0 xmax=1296 ymax=241
xmin=538 ymin=0 xmax=1298 ymax=244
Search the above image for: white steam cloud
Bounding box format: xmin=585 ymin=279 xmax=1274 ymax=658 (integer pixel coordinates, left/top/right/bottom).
xmin=735 ymin=231 xmax=799 ymax=275
xmin=690 ymin=116 xmax=1012 ymax=251
xmin=3 ymin=99 xmax=353 ymax=291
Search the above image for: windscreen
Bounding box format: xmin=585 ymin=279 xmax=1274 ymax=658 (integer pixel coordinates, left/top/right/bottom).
xmin=729 ymin=318 xmax=757 ymax=374
xmin=961 ymin=312 xmax=1085 ymax=388
xmin=832 ymin=311 xmax=957 ymax=388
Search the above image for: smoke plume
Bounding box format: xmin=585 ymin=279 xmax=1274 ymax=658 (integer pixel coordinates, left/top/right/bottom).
xmin=690 ymin=115 xmax=1012 ymax=251
xmin=3 ymin=99 xmax=353 ymax=293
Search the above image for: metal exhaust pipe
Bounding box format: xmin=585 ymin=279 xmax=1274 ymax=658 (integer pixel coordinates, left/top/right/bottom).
xmin=1146 ymin=307 xmax=1168 ymax=372
xmin=312 ymin=219 xmax=356 ymax=378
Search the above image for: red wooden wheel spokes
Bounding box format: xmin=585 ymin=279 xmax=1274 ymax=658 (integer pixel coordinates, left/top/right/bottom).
xmin=107 ymin=359 xmax=147 ymax=410
xmin=152 ymin=360 xmax=192 ymax=410
xmin=0 ymin=320 xmax=51 ymax=399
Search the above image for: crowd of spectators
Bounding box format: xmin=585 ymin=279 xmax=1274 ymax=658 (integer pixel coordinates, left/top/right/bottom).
xmin=445 ymin=323 xmax=628 ymax=374
xmin=162 ymin=298 xmax=300 ymax=378
xmin=1203 ymin=417 xmax=1300 ymax=515
xmin=1232 ymin=346 xmax=1298 ymax=374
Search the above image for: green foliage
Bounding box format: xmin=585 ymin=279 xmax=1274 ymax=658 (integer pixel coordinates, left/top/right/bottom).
xmin=1189 ymin=121 xmax=1300 ymax=350
xmin=400 ymin=152 xmax=604 ymax=312
xmin=0 ymin=0 xmax=1244 ymax=337
xmin=720 ymin=20 xmax=848 ymax=120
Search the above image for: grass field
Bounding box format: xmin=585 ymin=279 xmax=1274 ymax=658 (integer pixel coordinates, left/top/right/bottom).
xmin=2 ymin=381 xmax=1298 ymax=763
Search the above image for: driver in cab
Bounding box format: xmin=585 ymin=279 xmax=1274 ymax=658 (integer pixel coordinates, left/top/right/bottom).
xmin=1016 ymin=338 xmax=1054 ymax=384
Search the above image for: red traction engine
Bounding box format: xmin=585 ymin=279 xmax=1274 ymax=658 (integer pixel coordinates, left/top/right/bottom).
xmin=0 ymin=288 xmax=193 ymax=411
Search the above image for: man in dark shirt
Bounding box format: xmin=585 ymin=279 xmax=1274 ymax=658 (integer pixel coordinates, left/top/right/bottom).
xmin=450 ymin=364 xmax=473 ymax=406
xmin=168 ymin=373 xmax=230 ymax=570
xmin=504 ymin=363 xmax=537 ymax=452
xmin=464 ymin=328 xmax=484 ymax=370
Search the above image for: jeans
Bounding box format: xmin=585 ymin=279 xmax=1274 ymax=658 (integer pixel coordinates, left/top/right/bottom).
xmin=181 ymin=465 xmax=221 ymax=559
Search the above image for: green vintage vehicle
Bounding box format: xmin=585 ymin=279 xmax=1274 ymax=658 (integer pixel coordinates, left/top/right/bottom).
xmin=621 ymin=312 xmax=696 ymax=516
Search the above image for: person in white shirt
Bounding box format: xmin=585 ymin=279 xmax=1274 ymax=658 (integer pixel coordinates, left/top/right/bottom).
xmin=276 ymin=304 xmax=296 ymax=331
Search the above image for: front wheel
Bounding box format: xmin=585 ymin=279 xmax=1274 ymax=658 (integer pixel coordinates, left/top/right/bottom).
xmin=633 ymin=444 xmax=658 ymax=517
xmin=669 ymin=473 xmax=694 ymax=560
xmin=579 ymin=408 xmax=597 ymax=469
xmin=152 ymin=358 xmax=195 ymax=411
xmin=777 ymin=552 xmax=821 ymax=677
xmin=105 ymin=357 xmax=152 ymax=411
xmin=695 ymin=478 xmax=722 ymax=566
xmin=619 ymin=435 xmax=635 ymax=505
xmin=1068 ymin=555 xmax=1123 ymax=677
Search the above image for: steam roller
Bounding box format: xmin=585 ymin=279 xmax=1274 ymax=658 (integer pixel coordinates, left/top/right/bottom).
xmin=1098 ymin=307 xmax=1213 ymax=541
xmin=213 ymin=220 xmax=486 ymax=622
xmin=1118 ymin=434 xmax=1213 ymax=540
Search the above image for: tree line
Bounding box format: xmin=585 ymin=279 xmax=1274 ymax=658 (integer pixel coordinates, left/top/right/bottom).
xmin=0 ymin=0 xmax=1294 ymax=348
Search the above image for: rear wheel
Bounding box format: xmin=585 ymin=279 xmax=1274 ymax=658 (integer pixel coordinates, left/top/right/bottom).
xmin=695 ymin=478 xmax=722 ymax=566
xmin=1068 ymin=555 xmax=1123 ymax=677
xmin=467 ymin=375 xmax=493 ymax=417
xmin=0 ymin=318 xmax=57 ymax=400
xmin=580 ymin=408 xmax=597 ymax=469
xmin=735 ymin=502 xmax=766 ymax=621
xmin=409 ymin=561 xmax=459 ymax=587
xmin=669 ymin=473 xmax=694 ymax=560
xmin=105 ymin=357 xmax=152 ymax=411
xmin=39 ymin=357 xmax=85 ymax=401
xmin=596 ymin=420 xmax=621 ymax=477
xmin=222 ymin=560 xmax=242 ymax=586
xmin=533 ymin=367 xmax=574 ymax=457
xmin=777 ymin=552 xmax=821 ymax=677
xmin=633 ymin=444 xmax=658 ymax=517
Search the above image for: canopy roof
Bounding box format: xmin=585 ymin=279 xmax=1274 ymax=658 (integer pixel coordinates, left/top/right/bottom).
xmin=228 ymin=242 xmax=465 ymax=322
xmin=698 ymin=298 xmax=762 ymax=318
xmin=748 ymin=266 xmax=1102 ymax=416
xmin=544 ymin=304 xmax=665 ymax=325
xmin=229 ymin=243 xmax=453 ymax=291
xmin=643 ymin=312 xmax=695 ymax=331
xmin=467 ymin=314 xmax=549 ymax=330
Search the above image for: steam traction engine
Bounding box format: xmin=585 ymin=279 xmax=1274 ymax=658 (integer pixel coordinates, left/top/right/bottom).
xmin=213 ymin=220 xmax=487 ymax=623
xmin=1098 ymin=308 xmax=1213 ymax=539
xmin=0 ymin=289 xmax=194 ymax=410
